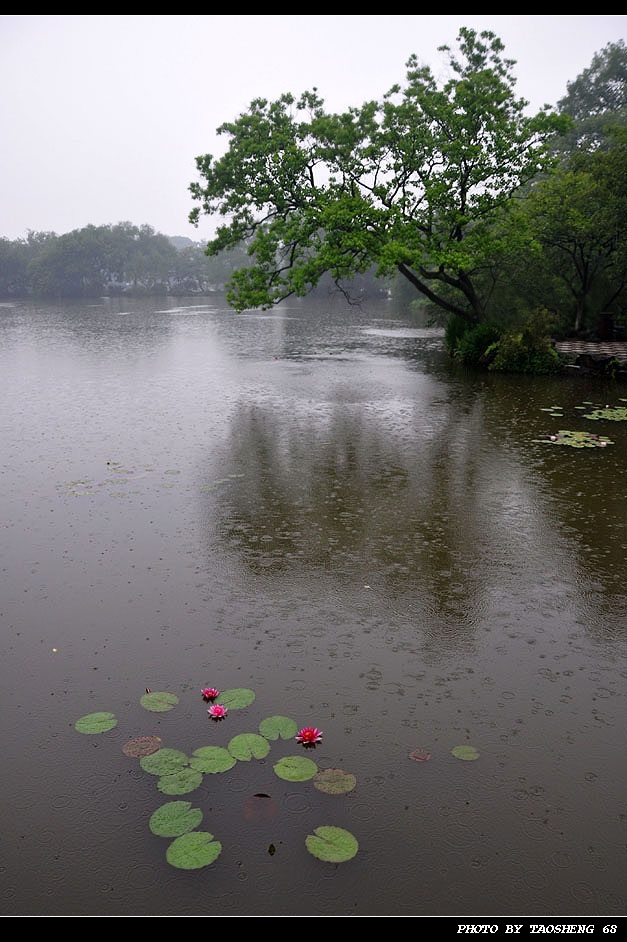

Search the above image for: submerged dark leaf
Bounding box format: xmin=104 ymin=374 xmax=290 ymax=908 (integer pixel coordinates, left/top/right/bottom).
xmin=243 ymin=793 xmax=278 ymax=823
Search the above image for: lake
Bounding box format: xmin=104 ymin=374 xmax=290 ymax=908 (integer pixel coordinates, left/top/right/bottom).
xmin=0 ymin=294 xmax=625 ymax=917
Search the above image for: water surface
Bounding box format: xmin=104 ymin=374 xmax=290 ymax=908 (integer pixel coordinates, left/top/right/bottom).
xmin=0 ymin=295 xmax=625 ymax=916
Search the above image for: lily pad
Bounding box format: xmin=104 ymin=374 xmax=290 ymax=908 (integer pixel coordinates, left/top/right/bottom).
xmin=157 ymin=769 xmax=203 ymax=795
xmin=165 ymin=831 xmax=222 ymax=870
xmin=451 ymin=745 xmax=480 ymax=761
xmin=219 ymin=688 xmax=256 ymax=710
xmin=305 ymin=826 xmax=359 ymax=863
xmin=409 ymin=749 xmax=431 ymax=762
xmin=75 ymin=711 xmax=118 ymax=734
xmin=313 ymin=768 xmax=356 ymax=795
xmin=140 ymin=691 xmax=179 ymax=712
xmin=140 ymin=748 xmax=189 ymax=776
xmin=227 ymin=733 xmax=270 ymax=761
xmin=189 ymin=746 xmax=236 ymax=774
xmin=122 ymin=735 xmax=162 ymax=758
xmin=149 ymin=801 xmax=203 ymax=837
xmin=273 ymin=755 xmax=318 ymax=782
xmin=258 ymin=715 xmax=298 ymax=741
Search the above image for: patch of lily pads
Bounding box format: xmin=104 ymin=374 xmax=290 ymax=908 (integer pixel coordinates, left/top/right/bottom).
xmin=75 ymin=684 xmax=486 ymax=872
xmin=581 ymin=403 xmax=627 ymax=421
xmin=535 ymin=398 xmax=625 ymax=448
xmin=534 ymin=430 xmax=613 ymax=448
xmin=74 ymin=685 xmax=359 ymax=870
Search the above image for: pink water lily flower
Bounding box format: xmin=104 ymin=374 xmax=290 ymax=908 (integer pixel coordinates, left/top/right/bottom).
xmin=208 ymin=703 xmax=228 ymax=720
xmin=296 ymin=726 xmax=323 ymax=747
xmin=201 ymin=687 xmax=219 ymax=701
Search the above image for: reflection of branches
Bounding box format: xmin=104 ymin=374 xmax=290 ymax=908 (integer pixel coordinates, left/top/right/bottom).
xmin=200 ymin=366 xmax=627 ymax=651
xmin=207 ymin=396 xmax=497 ymax=645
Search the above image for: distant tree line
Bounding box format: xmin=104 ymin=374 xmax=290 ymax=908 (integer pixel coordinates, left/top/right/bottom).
xmin=0 ymin=220 xmax=387 ymax=302
xmin=0 ymin=222 xmax=244 ymax=300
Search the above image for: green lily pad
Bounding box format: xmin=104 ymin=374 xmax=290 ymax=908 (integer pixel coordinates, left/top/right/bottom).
xmin=189 ymin=746 xmax=236 ymax=774
xmin=259 ymin=715 xmax=298 ymax=741
xmin=157 ymin=769 xmax=203 ymax=796
xmin=305 ymin=826 xmax=359 ymax=863
xmin=227 ymin=733 xmax=270 ymax=761
xmin=313 ymin=768 xmax=357 ymax=795
xmin=219 ymin=688 xmax=256 ymax=710
xmin=165 ymin=831 xmax=222 ymax=870
xmin=451 ymin=745 xmax=480 ymax=761
xmin=75 ymin=711 xmax=118 ymax=734
xmin=149 ymin=801 xmax=203 ymax=837
xmin=140 ymin=748 xmax=189 ymax=775
xmin=273 ymin=755 xmax=318 ymax=782
xmin=140 ymin=691 xmax=179 ymax=712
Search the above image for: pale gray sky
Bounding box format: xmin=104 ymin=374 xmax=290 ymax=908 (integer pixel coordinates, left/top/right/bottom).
xmin=1 ymin=15 xmax=626 ymax=244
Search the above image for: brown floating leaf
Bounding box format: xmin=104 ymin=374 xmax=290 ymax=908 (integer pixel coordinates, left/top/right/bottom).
xmin=123 ymin=735 xmax=162 ymax=758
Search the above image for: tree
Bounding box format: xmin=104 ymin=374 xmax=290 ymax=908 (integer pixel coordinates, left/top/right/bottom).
xmin=523 ymin=125 xmax=627 ymax=335
xmin=556 ymin=40 xmax=627 ymax=153
xmin=189 ymin=28 xmax=569 ymax=325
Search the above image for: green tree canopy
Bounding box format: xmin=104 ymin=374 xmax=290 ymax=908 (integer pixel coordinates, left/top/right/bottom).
xmin=189 ymin=27 xmax=569 ymax=324
xmin=517 ymin=126 xmax=627 ymax=336
xmin=557 ymin=39 xmax=627 ymax=153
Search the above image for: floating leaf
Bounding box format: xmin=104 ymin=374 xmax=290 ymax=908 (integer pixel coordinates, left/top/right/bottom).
xmin=122 ymin=735 xmax=161 ymax=758
xmin=140 ymin=748 xmax=189 ymax=775
xmin=165 ymin=831 xmax=222 ymax=870
xmin=273 ymin=755 xmax=318 ymax=782
xmin=157 ymin=769 xmax=203 ymax=795
xmin=75 ymin=711 xmax=117 ymax=734
xmin=259 ymin=715 xmax=298 ymax=741
xmin=451 ymin=745 xmax=480 ymax=761
xmin=305 ymin=826 xmax=358 ymax=863
xmin=149 ymin=801 xmax=203 ymax=837
xmin=409 ymin=749 xmax=431 ymax=762
xmin=227 ymin=733 xmax=270 ymax=761
xmin=189 ymin=746 xmax=236 ymax=774
xmin=219 ymin=688 xmax=256 ymax=710
xmin=313 ymin=768 xmax=356 ymax=795
xmin=140 ymin=691 xmax=179 ymax=712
